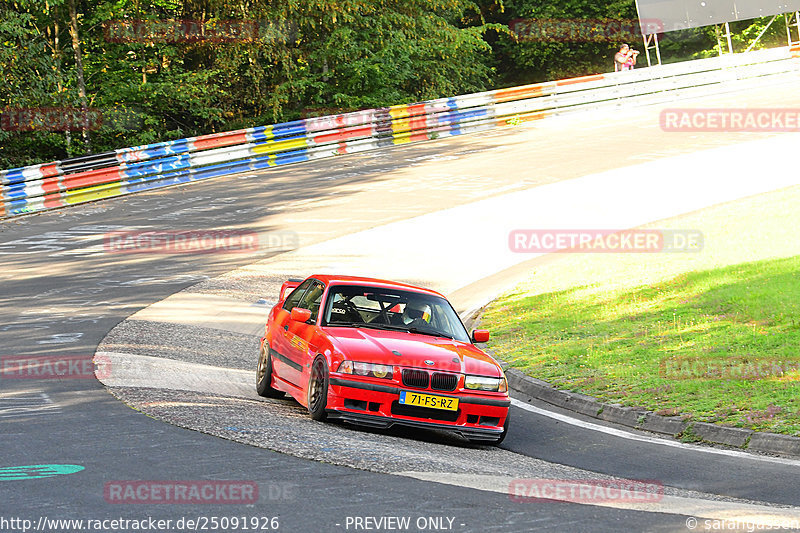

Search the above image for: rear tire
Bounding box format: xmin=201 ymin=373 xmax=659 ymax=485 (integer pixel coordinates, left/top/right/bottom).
xmin=256 ymin=341 xmax=284 ymax=398
xmin=307 ymin=356 xmax=329 ymax=421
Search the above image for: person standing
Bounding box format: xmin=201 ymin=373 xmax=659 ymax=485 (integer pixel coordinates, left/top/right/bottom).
xmin=614 ymin=43 xmax=639 ymax=71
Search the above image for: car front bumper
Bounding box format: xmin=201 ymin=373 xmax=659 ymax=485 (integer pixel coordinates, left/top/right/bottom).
xmin=328 ymin=375 xmax=510 ymax=441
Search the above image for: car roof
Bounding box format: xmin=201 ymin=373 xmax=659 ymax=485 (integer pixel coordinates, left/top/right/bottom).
xmin=307 ymin=274 xmax=445 ymax=298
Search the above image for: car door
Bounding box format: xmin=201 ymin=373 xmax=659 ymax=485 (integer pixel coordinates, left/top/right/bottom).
xmin=271 ymin=279 xmax=312 ymax=386
xmin=290 ymin=280 xmax=326 ymax=395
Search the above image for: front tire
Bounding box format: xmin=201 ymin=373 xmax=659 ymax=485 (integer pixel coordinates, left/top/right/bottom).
xmin=472 ymin=410 xmax=509 ymax=446
xmin=256 ymin=341 xmax=284 ymax=398
xmin=307 ymin=356 xmax=329 ymax=421
xmin=490 ymin=411 xmax=510 ymax=445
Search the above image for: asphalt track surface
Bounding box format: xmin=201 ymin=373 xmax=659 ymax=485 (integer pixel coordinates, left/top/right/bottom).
xmin=3 ymin=77 xmax=800 ymax=533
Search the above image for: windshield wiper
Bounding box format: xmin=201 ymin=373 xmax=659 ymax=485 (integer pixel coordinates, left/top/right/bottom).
xmin=406 ymin=327 xmax=454 ymax=340
xmin=329 ymin=322 xmax=406 ymax=331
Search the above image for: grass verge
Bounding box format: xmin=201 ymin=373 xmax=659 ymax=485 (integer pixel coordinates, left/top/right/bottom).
xmin=485 ymin=184 xmax=800 ymax=435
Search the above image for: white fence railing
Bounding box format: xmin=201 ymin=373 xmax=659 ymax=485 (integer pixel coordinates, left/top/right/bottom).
xmin=2 ymin=46 xmax=798 ymax=218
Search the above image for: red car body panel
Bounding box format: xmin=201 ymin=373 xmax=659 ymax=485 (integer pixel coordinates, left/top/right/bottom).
xmin=260 ymin=275 xmax=510 ymax=442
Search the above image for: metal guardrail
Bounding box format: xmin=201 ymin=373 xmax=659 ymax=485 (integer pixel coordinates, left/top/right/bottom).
xmin=2 ymin=46 xmax=798 ymax=219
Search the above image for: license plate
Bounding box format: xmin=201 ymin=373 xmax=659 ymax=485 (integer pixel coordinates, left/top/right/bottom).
xmin=399 ymin=390 xmax=459 ymax=411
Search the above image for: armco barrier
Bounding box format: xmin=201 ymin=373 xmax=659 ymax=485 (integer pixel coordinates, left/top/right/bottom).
xmin=2 ymin=46 xmax=799 ymax=218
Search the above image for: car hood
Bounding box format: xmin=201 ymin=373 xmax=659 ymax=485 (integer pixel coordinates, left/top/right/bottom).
xmin=326 ymin=327 xmax=502 ymax=377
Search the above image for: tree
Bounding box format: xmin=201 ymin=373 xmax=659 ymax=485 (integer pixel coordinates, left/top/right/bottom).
xmin=489 ymin=0 xmax=640 ymax=84
xmin=0 ymin=1 xmax=73 ymax=166
xmin=0 ymin=0 xmax=790 ymax=169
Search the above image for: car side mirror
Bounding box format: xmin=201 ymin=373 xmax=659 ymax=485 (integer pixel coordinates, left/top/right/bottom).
xmin=472 ymin=329 xmax=490 ymax=343
xmin=291 ymin=307 xmax=312 ymax=323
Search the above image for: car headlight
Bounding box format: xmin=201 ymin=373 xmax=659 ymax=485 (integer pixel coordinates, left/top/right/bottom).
xmin=464 ymin=375 xmax=508 ymax=393
xmin=337 ymin=361 xmax=393 ymax=379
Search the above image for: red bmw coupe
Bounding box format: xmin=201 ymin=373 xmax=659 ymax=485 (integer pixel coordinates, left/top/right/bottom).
xmin=256 ymin=275 xmax=510 ymax=444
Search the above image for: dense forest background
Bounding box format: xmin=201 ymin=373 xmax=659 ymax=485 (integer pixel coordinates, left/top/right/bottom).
xmin=0 ymin=0 xmax=790 ymax=168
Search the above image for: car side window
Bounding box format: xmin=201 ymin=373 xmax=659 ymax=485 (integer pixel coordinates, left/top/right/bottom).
xmin=298 ymin=281 xmax=325 ymax=322
xmin=282 ymin=279 xmax=312 ymax=311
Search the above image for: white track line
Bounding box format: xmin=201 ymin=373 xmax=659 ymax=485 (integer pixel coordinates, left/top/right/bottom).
xmin=97 ymin=352 xmax=256 ymax=400
xmin=397 ymin=471 xmax=800 ymax=527
xmin=512 ymin=398 xmax=800 ymax=468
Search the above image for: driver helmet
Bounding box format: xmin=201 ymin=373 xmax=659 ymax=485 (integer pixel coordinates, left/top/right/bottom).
xmin=403 ymin=302 xmax=432 ymax=324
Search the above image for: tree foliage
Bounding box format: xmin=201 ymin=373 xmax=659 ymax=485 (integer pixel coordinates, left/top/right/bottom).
xmin=0 ymin=0 xmax=792 ymax=168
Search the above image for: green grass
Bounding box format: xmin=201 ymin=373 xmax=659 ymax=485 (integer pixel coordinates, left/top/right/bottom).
xmin=484 ymin=185 xmax=800 ymax=436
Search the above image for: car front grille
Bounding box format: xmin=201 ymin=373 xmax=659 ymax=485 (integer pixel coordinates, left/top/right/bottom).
xmin=402 ymin=369 xmax=429 ymax=389
xmin=430 ymin=372 xmax=458 ymax=391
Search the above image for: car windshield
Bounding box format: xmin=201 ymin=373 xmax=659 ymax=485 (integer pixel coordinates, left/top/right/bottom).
xmin=322 ymin=285 xmax=470 ymax=343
